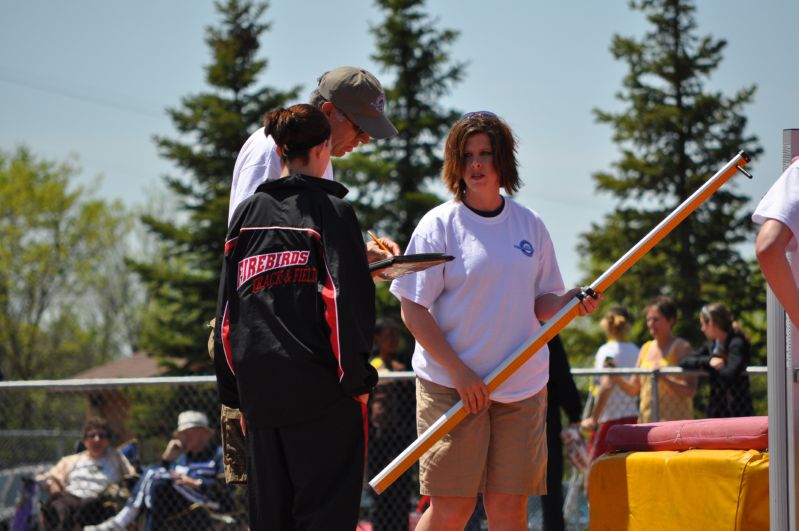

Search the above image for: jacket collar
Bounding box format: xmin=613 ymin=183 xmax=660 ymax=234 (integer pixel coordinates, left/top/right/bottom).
xmin=256 ymin=172 xmax=349 ymax=199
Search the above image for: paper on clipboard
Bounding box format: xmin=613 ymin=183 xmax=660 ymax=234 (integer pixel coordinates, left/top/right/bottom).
xmin=369 ymin=253 xmax=454 ymax=281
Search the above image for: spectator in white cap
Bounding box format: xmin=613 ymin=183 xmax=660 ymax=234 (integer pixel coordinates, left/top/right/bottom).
xmin=85 ymin=411 xmax=228 ymax=531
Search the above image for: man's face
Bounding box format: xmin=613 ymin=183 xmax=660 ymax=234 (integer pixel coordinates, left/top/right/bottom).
xmin=177 ymin=427 xmax=211 ymax=453
xmin=323 ymin=102 xmax=371 ymax=157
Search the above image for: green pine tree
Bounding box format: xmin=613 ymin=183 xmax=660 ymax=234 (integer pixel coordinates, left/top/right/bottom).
xmin=334 ymin=0 xmax=466 ymax=332
xmin=335 ymin=0 xmax=466 ymax=248
xmin=130 ymin=0 xmax=300 ymax=372
xmin=578 ymin=0 xmax=764 ymax=346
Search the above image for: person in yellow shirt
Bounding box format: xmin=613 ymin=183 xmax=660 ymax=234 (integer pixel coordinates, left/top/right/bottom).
xmin=612 ymin=296 xmax=695 ymax=422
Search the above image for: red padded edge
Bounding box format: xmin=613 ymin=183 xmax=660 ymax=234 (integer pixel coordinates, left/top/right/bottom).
xmin=606 ymin=416 xmax=768 ymax=452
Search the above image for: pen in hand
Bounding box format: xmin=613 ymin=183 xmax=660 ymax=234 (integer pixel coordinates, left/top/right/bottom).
xmin=368 ymin=231 xmax=394 ymax=256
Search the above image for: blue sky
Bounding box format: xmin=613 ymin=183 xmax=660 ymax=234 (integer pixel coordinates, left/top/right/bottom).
xmin=1 ymin=1 xmax=797 ymax=287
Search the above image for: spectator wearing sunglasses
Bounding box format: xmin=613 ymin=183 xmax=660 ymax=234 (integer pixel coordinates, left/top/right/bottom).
xmin=37 ymin=417 xmax=135 ymax=530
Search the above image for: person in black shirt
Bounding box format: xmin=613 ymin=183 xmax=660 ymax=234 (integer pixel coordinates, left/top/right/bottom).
xmin=680 ymin=302 xmax=754 ymax=418
xmin=542 ymin=335 xmax=583 ymax=531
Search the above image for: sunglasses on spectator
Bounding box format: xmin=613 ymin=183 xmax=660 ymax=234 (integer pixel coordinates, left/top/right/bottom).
xmin=85 ymin=431 xmax=110 ymax=440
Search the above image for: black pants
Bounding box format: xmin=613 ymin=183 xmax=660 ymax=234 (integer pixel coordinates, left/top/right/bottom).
xmin=541 ymin=428 xmax=565 ymax=531
xmin=246 ymin=397 xmax=367 ymax=531
xmin=43 ymin=493 xmax=110 ymax=530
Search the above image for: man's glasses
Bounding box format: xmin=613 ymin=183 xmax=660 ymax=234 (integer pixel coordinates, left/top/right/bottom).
xmin=337 ymin=107 xmax=365 ymax=136
xmin=85 ymin=431 xmax=110 ymax=440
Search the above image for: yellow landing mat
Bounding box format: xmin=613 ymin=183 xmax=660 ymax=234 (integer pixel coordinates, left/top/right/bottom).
xmin=588 ymin=449 xmax=768 ymax=531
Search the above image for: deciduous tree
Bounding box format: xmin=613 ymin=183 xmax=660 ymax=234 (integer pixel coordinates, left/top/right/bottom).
xmin=0 ymin=147 xmax=135 ymax=379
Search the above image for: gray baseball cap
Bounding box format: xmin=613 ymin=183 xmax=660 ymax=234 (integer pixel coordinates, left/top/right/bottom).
xmin=318 ymin=67 xmax=398 ymax=140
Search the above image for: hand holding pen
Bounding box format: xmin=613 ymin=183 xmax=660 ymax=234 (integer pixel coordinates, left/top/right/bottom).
xmin=366 ymin=231 xmax=400 ymax=262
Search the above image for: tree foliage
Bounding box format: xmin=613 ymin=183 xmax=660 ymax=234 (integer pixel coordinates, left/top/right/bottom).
xmin=130 ymin=0 xmax=300 ymax=371
xmin=334 ymin=0 xmax=465 ymax=328
xmin=335 ymin=0 xmax=465 ymax=248
xmin=577 ymin=0 xmax=764 ymax=348
xmin=0 ymin=147 xmax=136 ymax=379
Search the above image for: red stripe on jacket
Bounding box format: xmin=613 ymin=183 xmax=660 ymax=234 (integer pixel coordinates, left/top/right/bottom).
xmin=221 ymin=303 xmax=234 ymax=374
xmin=224 ymin=237 xmax=238 ymax=255
xmin=319 ymin=260 xmax=343 ymax=379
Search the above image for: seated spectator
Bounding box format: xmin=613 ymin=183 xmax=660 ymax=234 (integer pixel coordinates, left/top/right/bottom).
xmin=85 ymin=410 xmax=228 ymax=531
xmin=37 ymin=417 xmax=135 ymax=530
xmin=680 ymin=302 xmax=754 ymax=418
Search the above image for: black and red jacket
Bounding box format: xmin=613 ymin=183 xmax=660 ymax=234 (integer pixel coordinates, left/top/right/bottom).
xmin=213 ymin=173 xmax=378 ymax=428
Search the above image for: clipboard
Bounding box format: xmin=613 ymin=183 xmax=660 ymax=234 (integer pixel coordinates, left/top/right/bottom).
xmin=369 ymin=253 xmax=454 ymax=281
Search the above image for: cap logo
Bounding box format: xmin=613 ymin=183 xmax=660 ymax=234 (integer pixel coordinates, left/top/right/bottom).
xmin=371 ymin=94 xmax=385 ymax=114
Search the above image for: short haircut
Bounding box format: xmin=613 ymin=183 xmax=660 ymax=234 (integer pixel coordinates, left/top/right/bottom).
xmin=263 ymin=104 xmax=331 ymax=165
xmin=83 ymin=417 xmax=111 ymax=439
xmin=375 ymin=317 xmax=401 ymax=334
xmin=442 ymin=112 xmax=521 ymax=199
xmin=308 ymin=89 xmax=327 ymax=109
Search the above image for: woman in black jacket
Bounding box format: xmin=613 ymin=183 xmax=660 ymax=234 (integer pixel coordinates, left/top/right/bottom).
xmin=680 ymin=303 xmax=754 ymax=418
xmin=214 ymin=104 xmax=379 ymax=530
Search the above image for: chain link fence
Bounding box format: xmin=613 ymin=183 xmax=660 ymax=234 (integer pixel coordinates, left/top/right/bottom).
xmin=0 ymin=368 xmax=767 ymax=530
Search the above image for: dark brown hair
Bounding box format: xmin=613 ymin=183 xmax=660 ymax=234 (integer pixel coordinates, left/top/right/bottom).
xmin=83 ymin=417 xmax=112 ymax=439
xmin=442 ymin=112 xmax=521 ymax=199
xmin=645 ymin=296 xmax=678 ymax=321
xmin=263 ymin=103 xmax=331 ymax=165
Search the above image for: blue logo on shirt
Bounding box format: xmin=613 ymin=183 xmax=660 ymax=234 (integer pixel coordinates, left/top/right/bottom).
xmin=514 ymin=240 xmax=534 ymax=257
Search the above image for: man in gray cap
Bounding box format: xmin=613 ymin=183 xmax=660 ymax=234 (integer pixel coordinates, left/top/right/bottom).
xmin=228 ymin=66 xmax=399 ymax=225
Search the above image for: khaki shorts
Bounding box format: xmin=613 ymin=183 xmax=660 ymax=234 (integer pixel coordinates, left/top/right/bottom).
xmin=416 ymin=378 xmax=548 ymax=496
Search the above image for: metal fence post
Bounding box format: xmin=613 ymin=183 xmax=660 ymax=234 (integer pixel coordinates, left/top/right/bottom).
xmin=768 ymin=128 xmax=799 ymax=531
xmin=650 ymin=370 xmax=660 ymax=422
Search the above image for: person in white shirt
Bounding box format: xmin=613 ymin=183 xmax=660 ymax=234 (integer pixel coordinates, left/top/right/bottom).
xmin=390 ymin=111 xmax=599 ymax=531
xmin=581 ymin=305 xmax=639 ymax=459
xmin=754 ymin=156 xmax=799 ymax=348
xmin=228 ymin=66 xmax=398 ymax=225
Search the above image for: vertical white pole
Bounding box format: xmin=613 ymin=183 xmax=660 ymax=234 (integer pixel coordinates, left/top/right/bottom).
xmin=768 ymin=129 xmax=799 ymax=530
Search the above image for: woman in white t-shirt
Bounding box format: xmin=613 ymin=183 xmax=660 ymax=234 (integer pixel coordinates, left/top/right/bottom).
xmin=390 ymin=111 xmax=598 ymax=531
xmin=581 ymin=306 xmax=639 ymax=459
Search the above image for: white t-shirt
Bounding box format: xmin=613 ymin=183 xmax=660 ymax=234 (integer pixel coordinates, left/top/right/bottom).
xmin=753 ymin=159 xmax=799 ymax=355
xmin=593 ymin=340 xmax=640 ymax=422
xmin=228 ymin=127 xmax=334 ymax=224
xmin=390 ymin=198 xmax=566 ymax=403
xmin=65 ymin=451 xmax=122 ymax=499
